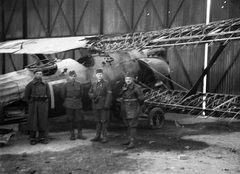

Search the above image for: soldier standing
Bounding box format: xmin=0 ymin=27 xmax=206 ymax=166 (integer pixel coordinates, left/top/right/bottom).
xmin=61 ymin=70 xmax=87 ymax=140
xmin=24 ymin=68 xmax=50 ymax=145
xmin=88 ymin=69 xmax=112 ymax=143
xmin=119 ymin=72 xmax=144 ymax=149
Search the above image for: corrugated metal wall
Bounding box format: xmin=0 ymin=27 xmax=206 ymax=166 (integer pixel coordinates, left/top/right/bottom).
xmin=0 ymin=0 xmax=240 ymax=95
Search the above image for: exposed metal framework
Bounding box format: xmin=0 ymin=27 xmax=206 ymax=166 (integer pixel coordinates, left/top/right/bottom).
xmin=88 ymin=17 xmax=240 ymax=53
xmin=144 ymin=89 xmax=240 ymax=123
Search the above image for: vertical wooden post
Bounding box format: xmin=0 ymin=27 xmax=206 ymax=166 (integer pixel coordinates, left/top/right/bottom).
xmin=22 ymin=0 xmax=28 ymax=67
xmin=1 ymin=0 xmax=5 ymax=74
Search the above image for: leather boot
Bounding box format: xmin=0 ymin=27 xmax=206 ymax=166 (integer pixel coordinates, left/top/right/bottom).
xmin=122 ymin=127 xmax=130 ymax=145
xmin=102 ymin=132 xmax=108 ymax=143
xmin=30 ymin=139 xmax=37 ymax=145
xmin=91 ymin=132 xmax=101 ymax=141
xmin=91 ymin=123 xmax=102 ymax=141
xmin=101 ymin=122 xmax=108 ymax=143
xmin=70 ymin=131 xmax=75 ymax=140
xmin=77 ymin=132 xmax=87 ymax=140
xmin=127 ymin=138 xmax=135 ymax=149
xmin=39 ymin=138 xmax=48 ymax=144
xmin=77 ymin=123 xmax=87 ymax=140
xmin=121 ymin=138 xmax=130 ymax=145
xmin=126 ymin=128 xmax=136 ymax=149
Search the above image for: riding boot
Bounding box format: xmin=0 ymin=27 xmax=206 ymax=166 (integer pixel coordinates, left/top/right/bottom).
xmin=39 ymin=130 xmax=48 ymax=144
xmin=122 ymin=127 xmax=130 ymax=145
xmin=69 ymin=121 xmax=75 ymax=140
xmin=29 ymin=131 xmax=37 ymax=145
xmin=70 ymin=131 xmax=75 ymax=140
xmin=127 ymin=138 xmax=135 ymax=149
xmin=77 ymin=123 xmax=87 ymax=140
xmin=101 ymin=122 xmax=108 ymax=143
xmin=77 ymin=131 xmax=87 ymax=140
xmin=126 ymin=128 xmax=136 ymax=149
xmin=121 ymin=138 xmax=130 ymax=145
xmin=91 ymin=123 xmax=102 ymax=141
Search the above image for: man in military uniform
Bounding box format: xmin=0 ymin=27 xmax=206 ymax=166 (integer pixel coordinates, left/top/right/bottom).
xmin=119 ymin=72 xmax=144 ymax=149
xmin=25 ymin=68 xmax=50 ymax=145
xmin=61 ymin=70 xmax=87 ymax=140
xmin=88 ymin=68 xmax=112 ymax=143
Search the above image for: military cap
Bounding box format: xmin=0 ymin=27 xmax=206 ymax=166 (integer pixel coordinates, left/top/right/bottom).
xmin=96 ymin=68 xmax=103 ymax=74
xmin=69 ymin=70 xmax=76 ymax=76
xmin=125 ymin=72 xmax=134 ymax=78
xmin=34 ymin=68 xmax=43 ymax=74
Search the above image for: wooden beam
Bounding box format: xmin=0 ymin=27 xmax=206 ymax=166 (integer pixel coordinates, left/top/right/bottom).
xmin=182 ymin=43 xmax=227 ymax=100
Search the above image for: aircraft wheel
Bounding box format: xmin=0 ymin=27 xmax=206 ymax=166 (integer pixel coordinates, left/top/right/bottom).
xmin=148 ymin=107 xmax=165 ymax=129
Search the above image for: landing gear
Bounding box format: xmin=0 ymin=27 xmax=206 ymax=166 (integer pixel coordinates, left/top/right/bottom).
xmin=147 ymin=107 xmax=165 ymax=129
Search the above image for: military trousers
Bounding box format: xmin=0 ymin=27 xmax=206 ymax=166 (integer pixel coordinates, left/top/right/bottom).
xmin=66 ymin=108 xmax=84 ymax=132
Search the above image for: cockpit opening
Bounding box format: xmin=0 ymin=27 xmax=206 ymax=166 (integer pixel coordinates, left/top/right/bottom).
xmin=26 ymin=54 xmax=58 ymax=76
xmin=77 ymin=54 xmax=95 ymax=67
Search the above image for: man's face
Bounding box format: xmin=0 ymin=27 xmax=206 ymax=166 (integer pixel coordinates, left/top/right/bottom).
xmin=125 ymin=77 xmax=133 ymax=85
xmin=96 ymin=73 xmax=103 ymax=81
xmin=69 ymin=74 xmax=77 ymax=81
xmin=35 ymin=72 xmax=43 ymax=80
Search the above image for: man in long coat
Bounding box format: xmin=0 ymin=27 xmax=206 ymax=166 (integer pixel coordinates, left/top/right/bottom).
xmin=119 ymin=72 xmax=144 ymax=149
xmin=61 ymin=70 xmax=87 ymax=140
xmin=88 ymin=68 xmax=112 ymax=143
xmin=25 ymin=68 xmax=50 ymax=145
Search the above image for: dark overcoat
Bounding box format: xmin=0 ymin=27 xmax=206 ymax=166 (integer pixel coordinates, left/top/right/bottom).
xmin=24 ymin=78 xmax=50 ymax=131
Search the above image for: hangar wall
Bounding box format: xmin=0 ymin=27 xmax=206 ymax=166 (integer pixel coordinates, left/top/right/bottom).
xmin=0 ymin=0 xmax=240 ymax=95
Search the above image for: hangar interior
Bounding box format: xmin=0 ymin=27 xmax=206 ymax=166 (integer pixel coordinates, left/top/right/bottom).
xmin=1 ymin=0 xmax=240 ymax=95
xmin=1 ymin=0 xmax=240 ymax=125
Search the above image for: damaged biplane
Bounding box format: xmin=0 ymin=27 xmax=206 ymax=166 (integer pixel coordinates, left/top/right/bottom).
xmin=2 ymin=17 xmax=240 ymax=129
xmin=0 ymin=36 xmax=170 ymax=127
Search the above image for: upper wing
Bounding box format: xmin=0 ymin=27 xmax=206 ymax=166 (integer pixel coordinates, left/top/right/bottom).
xmin=0 ymin=36 xmax=96 ymax=54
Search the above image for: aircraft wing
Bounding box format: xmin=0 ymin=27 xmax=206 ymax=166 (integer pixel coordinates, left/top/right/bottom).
xmin=0 ymin=36 xmax=96 ymax=54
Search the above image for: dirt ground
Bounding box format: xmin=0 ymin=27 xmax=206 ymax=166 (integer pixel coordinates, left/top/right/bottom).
xmin=0 ymin=112 xmax=240 ymax=174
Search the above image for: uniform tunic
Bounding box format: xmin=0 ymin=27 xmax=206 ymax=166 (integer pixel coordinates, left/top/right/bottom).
xmin=61 ymin=81 xmax=84 ymax=123
xmin=24 ymin=78 xmax=50 ymax=131
xmin=88 ymin=80 xmax=112 ymax=109
xmin=88 ymin=80 xmax=112 ymax=123
xmin=61 ymin=81 xmax=83 ymax=109
xmin=120 ymin=82 xmax=144 ymax=119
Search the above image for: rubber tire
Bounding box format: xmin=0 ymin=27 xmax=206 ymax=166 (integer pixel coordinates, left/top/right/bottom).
xmin=148 ymin=107 xmax=165 ymax=129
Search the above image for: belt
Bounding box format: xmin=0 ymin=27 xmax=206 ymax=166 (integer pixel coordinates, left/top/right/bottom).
xmin=123 ymin=99 xmax=137 ymax=102
xmin=31 ymin=96 xmax=48 ymax=100
xmin=67 ymin=97 xmax=81 ymax=99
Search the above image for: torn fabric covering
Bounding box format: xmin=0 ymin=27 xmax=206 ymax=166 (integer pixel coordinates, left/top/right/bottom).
xmin=0 ymin=36 xmax=95 ymax=54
